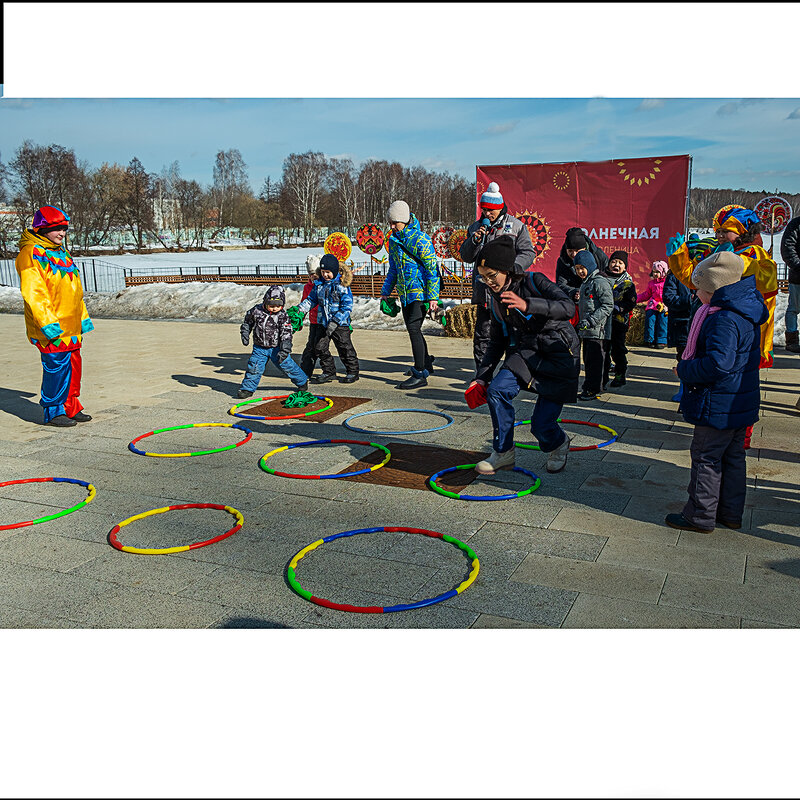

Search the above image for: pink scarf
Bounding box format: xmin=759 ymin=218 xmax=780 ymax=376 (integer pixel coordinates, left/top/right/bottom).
xmin=682 ymin=303 xmax=722 ymax=361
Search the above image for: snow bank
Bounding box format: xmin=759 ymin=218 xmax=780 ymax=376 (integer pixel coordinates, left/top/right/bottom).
xmin=0 ymin=282 xmax=454 ymax=333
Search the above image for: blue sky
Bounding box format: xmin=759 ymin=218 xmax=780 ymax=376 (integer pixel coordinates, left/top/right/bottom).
xmin=3 ymin=96 xmax=800 ymax=193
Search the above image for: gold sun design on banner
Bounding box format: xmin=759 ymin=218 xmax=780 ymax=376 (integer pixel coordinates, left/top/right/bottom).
xmin=515 ymin=210 xmax=552 ymax=263
xmin=617 ymin=158 xmax=662 ymax=188
xmin=552 ymin=171 xmax=570 ymax=190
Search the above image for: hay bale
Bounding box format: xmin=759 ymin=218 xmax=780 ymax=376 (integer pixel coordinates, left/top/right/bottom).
xmin=445 ymin=303 xmax=477 ymax=338
xmin=444 ymin=301 xmax=649 ymax=345
xmin=627 ymin=303 xmax=647 ymax=345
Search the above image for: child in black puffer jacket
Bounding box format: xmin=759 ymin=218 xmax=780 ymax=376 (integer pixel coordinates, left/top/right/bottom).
xmin=238 ymin=286 xmax=310 ymax=400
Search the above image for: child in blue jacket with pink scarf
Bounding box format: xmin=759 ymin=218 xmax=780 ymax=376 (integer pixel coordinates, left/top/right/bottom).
xmin=665 ymin=251 xmax=767 ymax=534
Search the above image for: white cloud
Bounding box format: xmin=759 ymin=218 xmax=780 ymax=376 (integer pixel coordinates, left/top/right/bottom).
xmin=635 ymin=99 xmax=665 ymax=111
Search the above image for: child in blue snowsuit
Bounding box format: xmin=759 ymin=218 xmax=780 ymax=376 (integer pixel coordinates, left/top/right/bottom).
xmin=293 ymin=254 xmax=359 ymax=383
xmin=238 ymin=286 xmax=309 ymax=398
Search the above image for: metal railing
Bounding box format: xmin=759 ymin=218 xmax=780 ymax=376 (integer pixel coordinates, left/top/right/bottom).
xmin=1 ymin=258 xmax=127 ymax=293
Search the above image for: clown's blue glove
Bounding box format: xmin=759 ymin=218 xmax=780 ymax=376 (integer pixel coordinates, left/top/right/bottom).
xmin=666 ymin=232 xmax=685 ymax=257
xmin=41 ymin=322 xmax=64 ymax=341
xmin=81 ymin=317 xmax=95 ymax=334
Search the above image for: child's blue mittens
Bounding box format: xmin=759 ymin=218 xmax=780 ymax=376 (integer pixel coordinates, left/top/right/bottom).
xmin=81 ymin=317 xmax=94 ymax=334
xmin=666 ymin=233 xmax=685 ymax=257
xmin=286 ymin=306 xmax=305 ymax=332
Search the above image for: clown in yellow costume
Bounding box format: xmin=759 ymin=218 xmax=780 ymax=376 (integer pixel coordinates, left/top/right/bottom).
xmin=15 ymin=206 xmax=95 ymax=426
xmin=666 ymin=207 xmax=778 ymax=368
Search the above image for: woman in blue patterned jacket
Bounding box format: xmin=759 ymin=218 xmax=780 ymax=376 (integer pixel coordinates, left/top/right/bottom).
xmin=380 ymin=200 xmax=441 ymax=390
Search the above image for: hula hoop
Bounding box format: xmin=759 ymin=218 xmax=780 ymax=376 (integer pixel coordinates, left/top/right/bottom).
xmin=0 ymin=477 xmax=96 ymax=531
xmin=427 ymin=464 xmax=541 ymax=501
xmin=287 ymin=526 xmax=480 ymax=613
xmin=128 ymin=422 xmax=253 ymax=457
xmin=342 ymin=408 xmax=454 ymax=436
xmin=259 ymin=438 xmax=391 ymax=479
xmin=108 ymin=503 xmax=244 ymax=555
xmin=513 ymin=418 xmax=618 ymax=451
xmin=229 ymin=395 xmax=333 ymax=420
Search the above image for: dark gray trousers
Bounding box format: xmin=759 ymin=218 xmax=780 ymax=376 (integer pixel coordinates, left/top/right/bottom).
xmin=683 ymin=425 xmax=748 ymax=529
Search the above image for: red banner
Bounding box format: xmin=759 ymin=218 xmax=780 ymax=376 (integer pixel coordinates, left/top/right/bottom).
xmin=476 ymin=155 xmax=691 ymax=290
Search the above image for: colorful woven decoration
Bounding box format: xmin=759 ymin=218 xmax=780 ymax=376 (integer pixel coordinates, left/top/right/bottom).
xmin=431 ymin=226 xmax=455 ymax=259
xmin=447 ymin=228 xmax=468 ymax=262
xmin=324 ymin=232 xmax=352 ymax=262
xmin=515 ymin=210 xmax=552 ymax=264
xmin=712 ymin=204 xmax=746 ymax=231
xmin=355 ymin=224 xmax=385 ymax=255
xmin=754 ymin=196 xmax=793 ymax=235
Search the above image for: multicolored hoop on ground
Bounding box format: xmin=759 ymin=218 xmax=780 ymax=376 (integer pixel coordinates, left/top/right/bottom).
xmin=128 ymin=422 xmax=253 ymax=457
xmin=0 ymin=477 xmax=96 ymax=531
xmin=427 ymin=465 xmax=541 ymax=501
xmin=229 ymin=395 xmax=333 ymax=420
xmin=342 ymin=408 xmax=454 ymax=436
xmin=259 ymin=438 xmax=391 ymax=479
xmin=108 ymin=503 xmax=244 ymax=555
xmin=513 ymin=418 xmax=618 ymax=451
xmin=287 ymin=526 xmax=479 ymax=613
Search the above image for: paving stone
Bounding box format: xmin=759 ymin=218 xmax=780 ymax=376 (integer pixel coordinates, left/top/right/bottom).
xmin=176 ymin=565 xmax=322 ymax=627
xmin=432 ymin=574 xmax=575 ymax=627
xmin=743 ymin=553 xmax=800 ymax=589
xmin=0 ymin=560 xmax=117 ymax=619
xmin=0 ymin=604 xmax=90 ymax=629
xmin=73 ymin=585 xmax=231 ymax=628
xmin=597 ymin=537 xmax=746 ymax=582
xmin=549 ymin=506 xmax=680 ymax=546
xmin=0 ymin=530 xmax=108 ymax=573
xmin=561 ymin=593 xmax=739 ymax=628
xmin=511 ymin=552 xmax=666 ymax=604
xmin=469 ymin=613 xmax=550 ymax=629
xmin=469 ymin=522 xmax=606 ymax=562
xmin=659 ymin=573 xmax=800 ymax=627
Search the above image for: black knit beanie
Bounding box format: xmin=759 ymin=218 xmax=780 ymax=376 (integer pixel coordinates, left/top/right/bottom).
xmin=479 ymin=235 xmax=517 ymax=272
xmin=608 ymin=250 xmax=628 ymax=266
xmin=565 ymin=228 xmax=587 ymax=250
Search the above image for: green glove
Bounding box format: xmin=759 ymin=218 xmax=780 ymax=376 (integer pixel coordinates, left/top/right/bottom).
xmin=380 ymin=298 xmax=401 ymax=317
xmin=286 ymin=305 xmax=305 ymax=333
xmin=283 ymin=390 xmax=319 ymax=408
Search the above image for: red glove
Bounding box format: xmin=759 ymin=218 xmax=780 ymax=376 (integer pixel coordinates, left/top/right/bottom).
xmin=465 ymin=381 xmax=488 ymax=409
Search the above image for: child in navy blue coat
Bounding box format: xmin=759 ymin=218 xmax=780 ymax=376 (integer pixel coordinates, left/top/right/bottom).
xmin=665 ymin=251 xmax=768 ymax=533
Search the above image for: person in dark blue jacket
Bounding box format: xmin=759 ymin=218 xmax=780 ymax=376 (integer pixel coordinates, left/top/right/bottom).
xmin=665 ymin=251 xmax=768 ymax=533
xmin=662 ymin=270 xmax=701 ymax=402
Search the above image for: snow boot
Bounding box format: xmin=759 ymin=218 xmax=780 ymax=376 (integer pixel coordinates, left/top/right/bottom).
xmin=671 ymin=381 xmax=684 ymax=403
xmin=475 ymin=448 xmax=515 ymax=475
xmin=610 ymin=373 xmax=626 ymax=388
xmin=786 ymin=330 xmax=800 ymax=354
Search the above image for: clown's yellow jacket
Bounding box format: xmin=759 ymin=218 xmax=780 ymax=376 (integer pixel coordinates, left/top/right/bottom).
xmin=668 ymin=241 xmax=777 ymax=367
xmin=15 ymin=229 xmax=93 ymax=352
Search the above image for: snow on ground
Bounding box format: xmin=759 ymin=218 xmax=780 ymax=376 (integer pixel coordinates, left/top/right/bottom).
xmin=0 ymin=283 xmax=789 ymax=343
xmin=0 ymin=281 xmax=454 ymax=333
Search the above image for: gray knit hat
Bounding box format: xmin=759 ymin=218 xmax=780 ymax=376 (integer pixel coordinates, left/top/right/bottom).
xmin=691 ymin=251 xmax=744 ymax=294
xmin=387 ymin=200 xmax=411 ymax=224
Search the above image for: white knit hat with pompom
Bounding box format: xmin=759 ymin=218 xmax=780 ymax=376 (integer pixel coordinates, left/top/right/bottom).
xmin=479 ymin=182 xmax=504 ymax=210
xmin=306 ymin=253 xmax=321 ymax=278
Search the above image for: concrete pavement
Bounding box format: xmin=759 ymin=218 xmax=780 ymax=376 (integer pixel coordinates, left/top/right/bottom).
xmin=1 ymin=312 xmax=799 ymax=628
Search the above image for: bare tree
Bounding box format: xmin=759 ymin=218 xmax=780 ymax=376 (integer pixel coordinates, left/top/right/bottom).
xmin=326 ymin=157 xmax=359 ymax=236
xmin=119 ymin=157 xmax=155 ymax=251
xmin=211 ymin=149 xmax=251 ymax=236
xmin=281 ymin=151 xmax=329 ymax=241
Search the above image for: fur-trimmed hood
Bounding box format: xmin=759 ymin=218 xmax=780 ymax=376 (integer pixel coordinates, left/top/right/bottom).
xmin=315 ymin=261 xmax=353 ymax=288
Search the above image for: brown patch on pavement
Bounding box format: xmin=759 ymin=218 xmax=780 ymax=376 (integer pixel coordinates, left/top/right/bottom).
xmin=244 ymin=394 xmax=371 ymax=422
xmin=337 ymin=442 xmax=488 ymax=491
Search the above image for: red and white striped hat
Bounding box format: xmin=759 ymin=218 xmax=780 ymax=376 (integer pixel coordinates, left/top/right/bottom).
xmin=479 ymin=182 xmax=504 ymax=211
